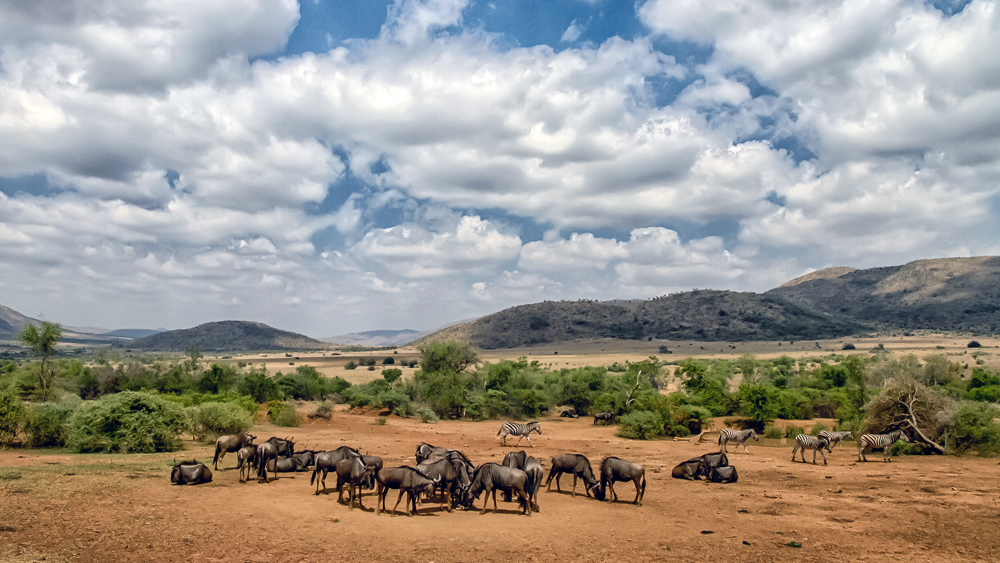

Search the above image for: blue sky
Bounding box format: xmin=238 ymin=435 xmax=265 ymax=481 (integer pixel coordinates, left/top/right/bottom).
xmin=0 ymin=0 xmax=998 ymax=338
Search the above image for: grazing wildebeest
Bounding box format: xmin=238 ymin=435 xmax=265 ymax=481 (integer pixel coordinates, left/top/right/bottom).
xmin=708 ymin=465 xmax=738 ymax=483
xmin=501 ymin=450 xmax=528 ymax=502
xmin=236 ymin=445 xmax=257 ymax=483
xmin=213 ymin=432 xmax=255 ymax=470
xmin=376 ymin=466 xmax=439 ymax=516
xmin=335 ymin=457 xmax=378 ymax=510
xmin=593 ymin=411 xmax=614 ymax=425
xmin=593 ymin=457 xmax=645 ymax=506
xmin=671 ymin=456 xmax=705 ymax=480
xmin=170 ymin=460 xmax=213 ymax=485
xmin=497 ymin=421 xmax=542 ymax=447
xmin=792 ymin=434 xmax=833 ymax=465
xmin=465 ymin=463 xmax=531 ymax=516
xmin=819 ymin=430 xmax=855 ymax=449
xmin=523 ymin=456 xmax=543 ymax=512
xmin=719 ymin=428 xmax=759 ymax=454
xmin=424 ymin=450 xmax=475 ymax=506
xmin=545 ymin=453 xmax=598 ymax=497
xmin=311 ymin=445 xmax=362 ymax=494
xmin=858 ymin=429 xmax=910 ymax=462
xmin=698 ymin=451 xmax=729 ymax=477
xmin=416 ymin=457 xmax=463 ymax=512
xmin=360 ymin=454 xmax=384 ymax=490
xmin=256 ymin=437 xmax=294 ymax=482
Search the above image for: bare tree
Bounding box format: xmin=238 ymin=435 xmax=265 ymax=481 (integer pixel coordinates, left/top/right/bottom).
xmin=863 ymin=376 xmax=948 ymax=454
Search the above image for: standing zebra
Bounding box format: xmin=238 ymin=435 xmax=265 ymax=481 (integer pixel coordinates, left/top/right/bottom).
xmin=792 ymin=434 xmax=832 ymax=465
xmin=858 ymin=429 xmax=909 ymax=462
xmin=819 ymin=430 xmax=854 ymax=449
xmin=719 ymin=428 xmax=759 ymax=454
xmin=497 ymin=421 xmax=542 ymax=447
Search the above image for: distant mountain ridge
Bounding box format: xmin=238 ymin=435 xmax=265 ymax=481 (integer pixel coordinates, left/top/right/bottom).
xmin=320 ymin=329 xmax=425 ymax=347
xmin=121 ymin=320 xmax=333 ymax=352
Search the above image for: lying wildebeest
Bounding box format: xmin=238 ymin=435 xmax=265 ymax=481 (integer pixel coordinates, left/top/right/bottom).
xmin=311 ymin=445 xmax=362 ymax=495
xmin=171 ymin=460 xmax=213 ymax=485
xmin=792 ymin=434 xmax=832 ymax=465
xmin=545 ymin=453 xmax=598 ymax=497
xmin=465 ymin=463 xmax=531 ymax=516
xmin=593 ymin=411 xmax=614 ymax=425
xmin=708 ymin=465 xmax=738 ymax=483
xmin=523 ymin=456 xmax=543 ymax=512
xmin=416 ymin=457 xmax=463 ymax=512
xmin=290 ymin=450 xmax=317 ymax=470
xmin=501 ymin=450 xmax=528 ymax=502
xmin=213 ymin=431 xmax=255 ymax=470
xmin=236 ymin=445 xmax=257 ymax=483
xmin=698 ymin=451 xmax=729 ymax=477
xmin=560 ymin=408 xmax=578 ymax=418
xmin=592 ymin=457 xmax=645 ymax=506
xmin=671 ymin=456 xmax=705 ymax=480
xmin=376 ymin=466 xmax=439 ymax=516
xmin=255 ymin=436 xmax=294 ymax=483
xmin=335 ymin=457 xmax=378 ymax=510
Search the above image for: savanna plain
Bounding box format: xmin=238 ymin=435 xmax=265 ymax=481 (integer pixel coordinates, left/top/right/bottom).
xmin=2 ymin=336 xmax=999 ymax=563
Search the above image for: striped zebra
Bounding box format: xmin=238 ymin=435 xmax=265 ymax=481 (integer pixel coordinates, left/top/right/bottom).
xmin=792 ymin=434 xmax=832 ymax=465
xmin=819 ymin=430 xmax=854 ymax=449
xmin=497 ymin=421 xmax=542 ymax=447
xmin=718 ymin=428 xmax=759 ymax=454
xmin=858 ymin=429 xmax=909 ymax=462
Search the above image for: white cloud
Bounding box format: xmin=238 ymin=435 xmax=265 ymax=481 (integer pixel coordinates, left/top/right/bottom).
xmin=561 ymin=20 xmax=584 ymax=42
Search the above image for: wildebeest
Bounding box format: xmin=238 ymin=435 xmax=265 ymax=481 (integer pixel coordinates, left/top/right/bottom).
xmin=500 ymin=450 xmax=528 ymax=502
xmin=416 ymin=457 xmax=463 ymax=512
xmin=376 ymin=466 xmax=439 ymax=516
xmin=560 ymin=408 xmax=578 ymax=418
xmin=593 ymin=411 xmax=614 ymax=425
xmin=523 ymin=456 xmax=543 ymax=512
xmin=289 ymin=450 xmax=317 ymax=470
xmin=698 ymin=451 xmax=729 ymax=477
xmin=593 ymin=457 xmax=645 ymax=505
xmin=465 ymin=463 xmax=531 ymax=516
xmin=360 ymin=454 xmax=384 ymax=490
xmin=792 ymin=434 xmax=833 ymax=465
xmin=545 ymin=453 xmax=598 ymax=497
xmin=213 ymin=432 xmax=255 ymax=470
xmin=170 ymin=460 xmax=213 ymax=485
xmin=236 ymin=445 xmax=257 ymax=483
xmin=671 ymin=456 xmax=705 ymax=480
xmin=256 ymin=437 xmax=294 ymax=482
xmin=335 ymin=457 xmax=378 ymax=510
xmin=311 ymin=445 xmax=362 ymax=494
xmin=708 ymin=465 xmax=738 ymax=483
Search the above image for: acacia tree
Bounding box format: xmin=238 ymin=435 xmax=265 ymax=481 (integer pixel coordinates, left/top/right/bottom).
xmin=18 ymin=321 xmax=62 ymax=400
xmin=863 ymin=376 xmax=948 ymax=454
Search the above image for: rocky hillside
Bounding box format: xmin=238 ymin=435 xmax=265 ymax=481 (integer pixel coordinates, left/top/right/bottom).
xmin=766 ymin=256 xmax=1000 ymax=332
xmin=121 ymin=321 xmax=334 ymax=352
xmin=0 ymin=304 xmax=36 ymax=340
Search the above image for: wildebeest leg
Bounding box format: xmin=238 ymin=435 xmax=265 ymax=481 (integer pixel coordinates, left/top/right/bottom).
xmin=571 ymin=474 xmax=577 ymax=497
xmin=633 ymin=478 xmax=642 ymax=505
xmin=492 ymin=489 xmax=499 ymax=513
xmin=517 ymin=489 xmax=531 ymax=517
xmin=376 ymin=484 xmax=386 ymax=515
xmin=609 ymin=481 xmax=618 ymax=502
xmin=443 ymin=487 xmax=452 ymax=512
xmin=391 ymin=489 xmax=406 ymax=517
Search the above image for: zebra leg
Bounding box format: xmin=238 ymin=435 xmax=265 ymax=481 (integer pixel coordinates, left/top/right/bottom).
xmin=515 ymin=434 xmax=524 ymax=446
xmin=820 ymin=449 xmax=827 ymax=465
xmin=791 ymin=444 xmax=799 ymax=462
xmin=742 ymin=441 xmax=751 ymax=454
xmin=526 ymin=435 xmax=532 ymax=447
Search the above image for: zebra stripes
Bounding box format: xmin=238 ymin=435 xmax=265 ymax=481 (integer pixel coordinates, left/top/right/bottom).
xmin=792 ymin=434 xmax=832 ymax=465
xmin=858 ymin=430 xmax=909 ymax=462
xmin=819 ymin=430 xmax=854 ymax=449
xmin=718 ymin=428 xmax=759 ymax=454
xmin=497 ymin=421 xmax=542 ymax=447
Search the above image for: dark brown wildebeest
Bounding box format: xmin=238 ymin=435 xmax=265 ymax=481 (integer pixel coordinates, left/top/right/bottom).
xmin=523 ymin=456 xmax=543 ymax=512
xmin=593 ymin=456 xmax=645 ymax=505
xmin=311 ymin=445 xmax=362 ymax=495
xmin=376 ymin=466 xmax=439 ymax=516
xmin=593 ymin=411 xmax=614 ymax=425
xmin=698 ymin=451 xmax=729 ymax=477
xmin=213 ymin=432 xmax=255 ymax=470
xmin=708 ymin=465 xmax=738 ymax=483
xmin=545 ymin=453 xmax=598 ymax=497
xmin=415 ymin=457 xmax=462 ymax=512
xmin=255 ymin=437 xmax=294 ymax=483
xmin=671 ymin=456 xmax=704 ymax=480
xmin=423 ymin=449 xmax=474 ymax=506
xmin=236 ymin=445 xmax=257 ymax=483
xmin=360 ymin=454 xmax=383 ymax=490
xmin=465 ymin=463 xmax=530 ymax=516
xmin=501 ymin=450 xmax=528 ymax=502
xmin=171 ymin=460 xmax=213 ymax=485
xmin=415 ymin=442 xmax=451 ymax=464
xmin=335 ymin=457 xmax=378 ymax=510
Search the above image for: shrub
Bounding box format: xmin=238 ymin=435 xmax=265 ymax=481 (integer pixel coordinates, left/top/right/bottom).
xmin=841 ymin=343 xmax=856 ymax=350
xmin=416 ymin=406 xmax=439 ymax=423
xmin=24 ymin=398 xmax=80 ymax=448
xmin=345 ymin=361 xmax=358 ymax=370
xmin=67 ymin=391 xmax=187 ymax=453
xmin=187 ymin=402 xmax=254 ymax=442
xmin=616 ymin=411 xmax=663 ymax=440
xmin=314 ymin=401 xmax=333 ymax=418
xmin=382 ymin=356 xmax=394 ymax=365
xmin=810 ymin=422 xmax=828 ymax=436
xmin=0 ymin=391 xmax=27 ymax=445
xmin=374 ymin=416 xmax=387 ymax=426
xmin=268 ymin=402 xmax=300 ymax=427
xmin=943 ymin=401 xmax=1000 ymax=456
xmin=968 ymin=340 xmax=982 ymax=348
xmin=784 ymin=424 xmax=806 ymax=438
xmin=763 ymin=425 xmax=783 ymax=439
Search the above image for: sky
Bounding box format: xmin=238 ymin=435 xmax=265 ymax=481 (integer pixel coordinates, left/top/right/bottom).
xmin=1 ymin=0 xmax=998 ymax=338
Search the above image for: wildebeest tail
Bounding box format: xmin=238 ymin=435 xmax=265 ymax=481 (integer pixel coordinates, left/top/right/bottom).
xmin=641 ymin=474 xmax=647 ymax=498
xmin=310 ymin=466 xmax=318 ymax=486
xmin=213 ymin=443 xmax=221 ymax=467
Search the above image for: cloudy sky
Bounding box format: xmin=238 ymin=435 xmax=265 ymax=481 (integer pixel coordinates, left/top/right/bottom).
xmin=1 ymin=0 xmax=998 ymax=337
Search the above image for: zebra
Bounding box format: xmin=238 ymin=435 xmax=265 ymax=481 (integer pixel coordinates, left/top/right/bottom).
xmin=792 ymin=434 xmax=832 ymax=465
xmin=497 ymin=421 xmax=542 ymax=447
xmin=819 ymin=430 xmax=854 ymax=449
xmin=858 ymin=429 xmax=909 ymax=462
xmin=719 ymin=428 xmax=759 ymax=454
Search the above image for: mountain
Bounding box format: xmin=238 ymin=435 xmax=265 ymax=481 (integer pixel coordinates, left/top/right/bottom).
xmin=121 ymin=320 xmax=334 ymax=352
xmin=765 ymin=256 xmax=1000 ymax=332
xmin=0 ymin=303 xmax=37 ymax=339
xmin=106 ymin=328 xmax=164 ymax=339
xmin=417 ymin=290 xmax=864 ymax=349
xmin=320 ymin=329 xmax=425 ymax=347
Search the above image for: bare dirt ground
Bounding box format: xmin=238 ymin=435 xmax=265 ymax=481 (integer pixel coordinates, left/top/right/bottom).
xmin=3 ymin=407 xmax=999 ymax=563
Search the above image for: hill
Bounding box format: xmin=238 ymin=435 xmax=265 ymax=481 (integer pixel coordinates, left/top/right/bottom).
xmin=417 ymin=290 xmax=864 ymax=349
xmin=121 ymin=321 xmax=334 ymax=352
xmin=765 ymin=256 xmax=1000 ymax=332
xmin=320 ymin=329 xmax=425 ymax=347
xmin=0 ymin=303 xmax=37 ymax=340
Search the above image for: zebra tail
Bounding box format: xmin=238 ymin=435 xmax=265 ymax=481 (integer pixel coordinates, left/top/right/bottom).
xmin=497 ymin=427 xmax=503 ymax=435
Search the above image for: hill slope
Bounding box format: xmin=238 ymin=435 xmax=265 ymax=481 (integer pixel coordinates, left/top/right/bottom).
xmin=0 ymin=304 xmax=37 ymax=340
xmin=122 ymin=321 xmax=333 ymax=352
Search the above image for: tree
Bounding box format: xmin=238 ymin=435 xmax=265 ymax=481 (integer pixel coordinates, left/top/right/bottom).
xmin=18 ymin=321 xmax=62 ymax=400
xmin=185 ymin=344 xmax=203 ymax=374
xmin=419 ymin=342 xmax=479 ymax=374
xmin=736 ymin=353 xmax=759 ymax=383
xmin=738 ymin=383 xmax=778 ymax=424
xmin=863 ymin=376 xmax=948 ymax=454
xmin=382 ymin=368 xmax=403 ymax=388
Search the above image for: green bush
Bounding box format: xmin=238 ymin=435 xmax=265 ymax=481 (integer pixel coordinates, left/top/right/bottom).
xmin=345 ymin=361 xmax=358 ymax=370
xmin=763 ymin=424 xmax=783 ymax=439
xmin=314 ymin=401 xmax=333 ymax=418
xmin=67 ymin=391 xmax=187 ymax=453
xmin=268 ymin=402 xmax=300 ymax=427
xmin=24 ymin=398 xmax=80 ymax=448
xmin=416 ymin=406 xmax=439 ymax=423
xmin=374 ymin=416 xmax=387 ymax=426
xmin=187 ymin=402 xmax=254 ymax=442
xmin=944 ymin=401 xmax=1000 ymax=456
xmin=784 ymin=424 xmax=806 ymax=438
xmin=382 ymin=356 xmax=395 ymax=365
xmin=616 ymin=410 xmax=663 ymax=440
xmin=0 ymin=391 xmax=27 ymax=445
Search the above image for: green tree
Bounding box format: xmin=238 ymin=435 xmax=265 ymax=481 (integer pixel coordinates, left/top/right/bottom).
xmin=736 ymin=353 xmax=759 ymax=383
xmin=18 ymin=321 xmax=62 ymax=400
xmin=382 ymin=368 xmax=403 ymax=388
xmin=185 ymin=344 xmax=203 ymax=374
xmin=419 ymin=341 xmax=479 ymax=374
xmin=738 ymin=383 xmax=779 ymax=424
